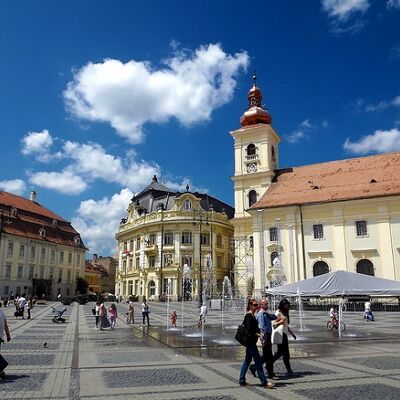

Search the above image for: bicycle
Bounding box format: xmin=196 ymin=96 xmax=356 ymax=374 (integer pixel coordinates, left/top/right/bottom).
xmin=326 ymin=318 xmax=346 ymax=332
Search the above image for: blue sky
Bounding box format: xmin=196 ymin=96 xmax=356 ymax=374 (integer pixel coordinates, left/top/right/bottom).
xmin=0 ymin=0 xmax=399 ymax=254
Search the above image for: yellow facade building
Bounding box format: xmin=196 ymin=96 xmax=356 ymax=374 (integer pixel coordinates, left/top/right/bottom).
xmin=115 ymin=176 xmax=234 ymax=301
xmin=231 ymin=76 xmax=400 ymax=296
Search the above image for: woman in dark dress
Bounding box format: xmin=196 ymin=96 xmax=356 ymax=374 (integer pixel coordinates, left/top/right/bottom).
xmin=239 ymin=299 xmax=275 ymax=389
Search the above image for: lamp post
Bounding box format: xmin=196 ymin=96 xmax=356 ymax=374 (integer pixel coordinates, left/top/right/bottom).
xmin=193 ymin=208 xmax=209 ymax=306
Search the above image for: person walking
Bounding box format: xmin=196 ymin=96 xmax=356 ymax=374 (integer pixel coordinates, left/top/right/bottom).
xmin=249 ymin=299 xmax=281 ymax=380
xmin=94 ymin=301 xmax=100 ymax=329
xmin=141 ymin=299 xmax=150 ymax=326
xmin=239 ymin=299 xmax=275 ymax=389
xmin=364 ymin=298 xmax=375 ymax=321
xmin=108 ymin=304 xmax=118 ymax=329
xmin=98 ymin=301 xmax=109 ymax=330
xmin=272 ymin=299 xmax=297 ymax=377
xmin=0 ymin=301 xmax=11 ymax=379
xmin=17 ymin=293 xmax=27 ymax=319
xmin=127 ymin=300 xmax=134 ymax=324
xmin=27 ymin=297 xmax=33 ymax=320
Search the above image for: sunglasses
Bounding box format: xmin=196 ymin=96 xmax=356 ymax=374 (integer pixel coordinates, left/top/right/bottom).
xmin=251 ymin=303 xmax=258 ymax=307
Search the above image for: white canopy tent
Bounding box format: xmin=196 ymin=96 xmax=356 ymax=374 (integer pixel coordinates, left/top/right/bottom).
xmin=265 ymin=270 xmax=400 ymax=297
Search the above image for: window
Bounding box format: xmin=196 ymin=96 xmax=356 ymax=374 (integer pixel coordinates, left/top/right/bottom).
xmin=135 ymin=256 xmax=140 ymax=269
xmin=50 ymin=250 xmax=55 ymax=264
xmin=183 ymin=200 xmax=192 ymax=211
xmin=163 ymin=278 xmax=173 ymax=294
xmin=249 ymin=236 xmax=254 ymax=248
xmin=313 ymin=261 xmax=329 ymax=277
xmin=68 ymin=252 xmax=72 ymax=264
xmin=128 ymin=280 xmax=133 ymax=295
xmin=58 ymin=269 xmax=63 ymax=283
xmin=122 ymin=259 xmax=127 ymax=272
xmin=149 ymin=256 xmax=156 ymax=268
xmin=29 ymin=265 xmax=34 ymax=279
xmin=148 ymin=280 xmax=156 ymax=296
xmin=181 ymin=232 xmax=192 ymax=244
xmin=128 ymin=257 xmax=132 ymax=270
xmin=181 ymin=254 xmax=192 ymax=266
xmin=200 ymin=233 xmax=210 ymax=245
xmin=5 ymin=265 xmax=11 ymax=277
xmin=269 ymin=227 xmax=278 ymax=242
xmin=19 ymin=244 xmax=25 ymax=259
xmin=67 ymin=270 xmax=71 ymax=283
xmin=49 ymin=268 xmax=54 ymax=279
xmin=52 ymin=219 xmax=58 ymax=227
xmin=163 ymin=253 xmax=173 ymax=267
xmin=123 ymin=241 xmax=128 ymax=252
xmin=313 ymin=224 xmax=324 ymax=239
xmin=40 ymin=266 xmax=44 ymax=279
xmin=248 ymin=190 xmax=257 ymax=207
xmin=149 ymin=234 xmax=156 ymax=245
xmin=271 ymin=146 xmax=276 ymax=162
xmin=271 ymin=251 xmax=279 ymax=267
xmin=217 ymin=255 xmax=222 ymax=268
xmin=216 ymin=234 xmax=222 ymax=247
xmin=30 ymin=246 xmax=36 ymax=259
xmin=17 ymin=266 xmax=23 ymax=278
xmin=4 ymin=286 xmax=9 ymax=296
xmin=246 ymin=143 xmax=256 ymax=156
xmin=7 ymin=242 xmax=13 ymax=256
xmin=356 ymin=220 xmax=367 ymax=237
xmin=77 ymin=254 xmax=81 ymax=265
xmin=60 ymin=251 xmax=64 ymax=263
xmin=40 ymin=248 xmax=46 ymax=263
xmin=356 ymin=259 xmax=374 ymax=276
xmin=39 ymin=228 xmax=46 ymax=238
xmin=129 ymin=240 xmax=134 ymax=251
xmin=135 ymin=237 xmax=141 ymax=250
xmin=164 ymin=232 xmax=174 ymax=245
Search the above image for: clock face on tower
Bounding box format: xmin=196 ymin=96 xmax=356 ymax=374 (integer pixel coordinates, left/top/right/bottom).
xmin=247 ymin=163 xmax=257 ymax=173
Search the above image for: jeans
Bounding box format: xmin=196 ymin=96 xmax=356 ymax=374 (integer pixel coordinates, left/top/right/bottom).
xmin=261 ymin=333 xmax=275 ymax=377
xmin=272 ymin=333 xmax=292 ymax=372
xmin=239 ymin=343 xmax=267 ymax=386
xmin=142 ymin=311 xmax=150 ymax=325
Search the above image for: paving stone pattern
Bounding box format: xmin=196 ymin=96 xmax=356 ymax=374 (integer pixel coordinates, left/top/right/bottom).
xmin=3 ymin=354 xmax=55 ymax=366
xmin=341 ymin=355 xmax=400 ymax=370
xmin=0 ymin=372 xmax=48 ymax=392
xmin=97 ymin=350 xmax=169 ymax=364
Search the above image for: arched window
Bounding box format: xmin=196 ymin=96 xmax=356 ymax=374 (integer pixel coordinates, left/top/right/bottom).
xmin=148 ymin=280 xmax=156 ymax=296
xmin=271 ymin=251 xmax=279 ymax=267
xmin=271 ymin=146 xmax=276 ymax=162
xmin=246 ymin=144 xmax=256 ymax=156
xmin=313 ymin=261 xmax=329 ymax=277
xmin=183 ymin=199 xmax=192 ymax=211
xmin=356 ymin=259 xmax=374 ymax=276
xmin=248 ymin=190 xmax=257 ymax=207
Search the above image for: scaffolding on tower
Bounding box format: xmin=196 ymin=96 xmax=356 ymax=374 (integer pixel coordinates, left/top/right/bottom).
xmin=230 ymin=236 xmax=254 ymax=297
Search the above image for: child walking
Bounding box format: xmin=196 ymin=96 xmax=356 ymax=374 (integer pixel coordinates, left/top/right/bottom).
xmin=108 ymin=303 xmax=118 ymax=329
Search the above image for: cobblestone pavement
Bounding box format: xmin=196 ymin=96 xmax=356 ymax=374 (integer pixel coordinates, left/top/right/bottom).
xmin=0 ymin=301 xmax=400 ymax=399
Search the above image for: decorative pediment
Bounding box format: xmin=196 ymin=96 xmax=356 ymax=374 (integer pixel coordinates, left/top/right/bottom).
xmin=266 ymin=243 xmax=281 ymax=252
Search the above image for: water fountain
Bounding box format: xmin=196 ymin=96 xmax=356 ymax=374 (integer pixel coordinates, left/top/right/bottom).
xmin=166 ymin=278 xmax=172 ymax=331
xmin=221 ymin=276 xmax=233 ymax=329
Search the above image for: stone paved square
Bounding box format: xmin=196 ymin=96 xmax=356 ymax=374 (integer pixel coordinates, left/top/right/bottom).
xmin=97 ymin=350 xmax=169 ymax=364
xmin=340 ymin=355 xmax=400 ymax=370
xmin=0 ymin=372 xmax=48 ymax=392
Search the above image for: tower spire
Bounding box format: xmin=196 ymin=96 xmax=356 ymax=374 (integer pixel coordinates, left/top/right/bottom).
xmin=240 ymin=73 xmax=272 ymax=126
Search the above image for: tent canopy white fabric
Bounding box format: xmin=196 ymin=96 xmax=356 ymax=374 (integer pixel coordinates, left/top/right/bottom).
xmin=265 ymin=270 xmax=400 ymax=297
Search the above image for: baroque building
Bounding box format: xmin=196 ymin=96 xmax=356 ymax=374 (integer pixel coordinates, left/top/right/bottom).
xmin=231 ymin=75 xmax=400 ymax=296
xmin=115 ymin=176 xmax=234 ymax=301
xmin=0 ymin=191 xmax=86 ymax=299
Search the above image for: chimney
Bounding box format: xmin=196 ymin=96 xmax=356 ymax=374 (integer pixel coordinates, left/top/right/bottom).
xmin=30 ymin=191 xmax=37 ymax=202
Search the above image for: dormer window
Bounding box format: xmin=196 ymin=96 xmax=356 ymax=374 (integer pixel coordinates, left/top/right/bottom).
xmin=183 ymin=199 xmax=192 ymax=211
xmin=39 ymin=228 xmax=46 ymax=238
xmin=74 ymin=236 xmax=81 ymax=244
xmin=52 ymin=219 xmax=58 ymax=227
xmin=11 ymin=207 xmax=17 ymax=217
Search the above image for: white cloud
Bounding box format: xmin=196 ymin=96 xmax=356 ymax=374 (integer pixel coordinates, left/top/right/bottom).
xmin=344 ymin=128 xmax=400 ymax=154
xmin=64 ymin=43 xmax=249 ymax=143
xmin=72 ymin=188 xmax=133 ymax=254
xmin=365 ymin=95 xmax=400 ymax=112
xmin=321 ymin=0 xmax=370 ymax=20
xmin=0 ymin=179 xmax=26 ymax=195
xmin=29 ymin=169 xmax=87 ymax=195
xmin=286 ymin=119 xmax=322 ymax=144
xmin=387 ymin=0 xmax=400 ymax=9
xmin=21 ymin=129 xmax=62 ymax=162
xmin=321 ymin=0 xmax=369 ymax=34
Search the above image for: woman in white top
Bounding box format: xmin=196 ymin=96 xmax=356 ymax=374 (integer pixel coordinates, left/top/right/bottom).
xmin=141 ymin=299 xmax=150 ymax=326
xmin=272 ymin=299 xmax=297 ymax=376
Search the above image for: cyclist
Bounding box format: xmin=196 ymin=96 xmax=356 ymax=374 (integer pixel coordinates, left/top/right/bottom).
xmin=329 ymin=306 xmax=339 ymax=327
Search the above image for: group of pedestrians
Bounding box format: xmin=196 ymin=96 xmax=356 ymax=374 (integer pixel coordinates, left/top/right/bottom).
xmin=11 ymin=293 xmax=34 ymax=320
xmin=95 ymin=299 xmax=151 ymax=330
xmin=0 ymin=301 xmax=11 ymax=379
xmin=239 ymin=298 xmax=296 ymax=389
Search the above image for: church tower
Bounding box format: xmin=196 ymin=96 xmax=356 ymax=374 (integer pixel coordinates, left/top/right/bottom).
xmin=230 ymin=74 xmax=281 ymax=294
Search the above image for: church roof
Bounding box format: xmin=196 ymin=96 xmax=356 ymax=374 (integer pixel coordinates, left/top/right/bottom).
xmin=252 ymin=151 xmax=400 ymax=209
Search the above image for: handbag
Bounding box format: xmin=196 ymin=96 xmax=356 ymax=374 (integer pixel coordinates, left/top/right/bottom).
xmin=235 ymin=323 xmax=249 ymax=346
xmin=91 ymin=308 xmax=96 ymax=316
xmin=271 ymin=324 xmax=284 ymax=345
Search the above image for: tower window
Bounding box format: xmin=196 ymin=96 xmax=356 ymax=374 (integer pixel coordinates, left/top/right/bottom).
xmin=356 ymin=220 xmax=367 ymax=237
xmin=183 ymin=200 xmax=192 ymax=211
xmin=248 ymin=190 xmax=257 ymax=207
xmin=269 ymin=227 xmax=278 ymax=242
xmin=313 ymin=224 xmax=324 ymax=239
xmin=272 ymin=146 xmax=276 ymax=162
xmin=246 ymin=144 xmax=256 ymax=156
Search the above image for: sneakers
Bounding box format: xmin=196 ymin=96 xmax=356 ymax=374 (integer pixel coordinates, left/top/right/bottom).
xmin=239 ymin=381 xmax=247 ymax=387
xmin=269 ymin=375 xmax=280 ymax=380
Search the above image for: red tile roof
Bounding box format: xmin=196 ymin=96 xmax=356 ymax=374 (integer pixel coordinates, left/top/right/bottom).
xmin=252 ymin=152 xmax=400 ymax=209
xmin=0 ymin=191 xmax=87 ymax=249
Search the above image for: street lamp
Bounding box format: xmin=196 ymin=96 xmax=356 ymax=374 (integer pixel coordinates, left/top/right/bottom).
xmin=193 ymin=208 xmax=210 ymax=306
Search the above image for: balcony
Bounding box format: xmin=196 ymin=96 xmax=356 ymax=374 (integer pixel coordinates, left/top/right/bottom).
xmin=144 ymin=244 xmax=158 ymax=254
xmin=245 ymin=153 xmax=259 ymax=161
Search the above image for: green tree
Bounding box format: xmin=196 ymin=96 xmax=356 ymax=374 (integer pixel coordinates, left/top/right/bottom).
xmin=76 ymin=277 xmax=89 ymax=294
